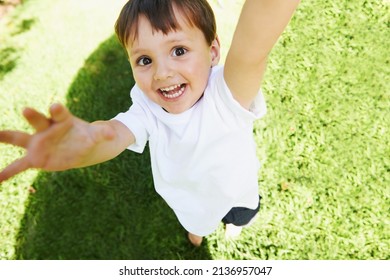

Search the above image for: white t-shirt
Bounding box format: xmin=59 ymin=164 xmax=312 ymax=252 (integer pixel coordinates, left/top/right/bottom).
xmin=114 ymin=65 xmax=267 ymax=236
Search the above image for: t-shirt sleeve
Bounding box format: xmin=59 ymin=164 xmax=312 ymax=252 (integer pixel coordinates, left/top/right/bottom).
xmin=112 ymin=88 xmax=150 ymax=154
xmin=212 ymin=66 xmax=267 ymax=121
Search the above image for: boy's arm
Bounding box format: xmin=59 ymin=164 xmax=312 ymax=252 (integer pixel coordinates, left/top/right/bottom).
xmin=224 ymin=0 xmax=300 ymax=109
xmin=0 ymin=104 xmax=135 ymax=182
xmin=77 ymin=119 xmax=134 ymax=168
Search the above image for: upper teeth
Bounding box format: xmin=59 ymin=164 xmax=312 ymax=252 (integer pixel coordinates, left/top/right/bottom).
xmin=160 ymin=84 xmax=181 ymax=92
xmin=159 ymin=84 xmax=185 ymax=99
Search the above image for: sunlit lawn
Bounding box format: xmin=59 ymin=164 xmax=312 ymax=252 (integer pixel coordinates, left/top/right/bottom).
xmin=0 ymin=0 xmax=389 ymax=259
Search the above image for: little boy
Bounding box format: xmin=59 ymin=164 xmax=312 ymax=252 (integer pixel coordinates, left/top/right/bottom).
xmin=0 ymin=0 xmax=299 ymax=246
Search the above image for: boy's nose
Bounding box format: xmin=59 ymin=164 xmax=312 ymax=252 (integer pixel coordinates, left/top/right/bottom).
xmin=153 ymin=61 xmax=173 ymax=81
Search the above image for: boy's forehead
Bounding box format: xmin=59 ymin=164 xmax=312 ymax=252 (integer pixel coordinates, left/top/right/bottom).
xmin=127 ymin=12 xmax=200 ymax=49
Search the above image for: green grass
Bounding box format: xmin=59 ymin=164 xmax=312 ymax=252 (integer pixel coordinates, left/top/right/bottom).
xmin=0 ymin=0 xmax=389 ymax=259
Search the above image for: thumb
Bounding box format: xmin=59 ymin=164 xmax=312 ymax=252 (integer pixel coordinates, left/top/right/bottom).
xmin=0 ymin=157 xmax=30 ymax=183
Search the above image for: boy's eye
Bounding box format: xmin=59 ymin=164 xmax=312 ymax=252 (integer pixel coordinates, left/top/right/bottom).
xmin=172 ymin=47 xmax=187 ymax=57
xmin=137 ymin=56 xmax=152 ymax=66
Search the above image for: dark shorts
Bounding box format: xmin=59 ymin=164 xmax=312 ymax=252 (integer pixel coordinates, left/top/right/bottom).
xmin=222 ymin=196 xmax=261 ymax=226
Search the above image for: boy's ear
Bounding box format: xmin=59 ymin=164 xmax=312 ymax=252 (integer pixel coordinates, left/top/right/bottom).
xmin=210 ymin=36 xmax=221 ymax=66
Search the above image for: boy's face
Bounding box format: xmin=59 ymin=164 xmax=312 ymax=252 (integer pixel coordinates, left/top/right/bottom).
xmin=126 ymin=9 xmax=220 ymax=114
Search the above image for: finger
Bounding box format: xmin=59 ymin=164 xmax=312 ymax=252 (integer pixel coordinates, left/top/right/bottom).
xmin=0 ymin=130 xmax=31 ymax=148
xmin=0 ymin=157 xmax=31 ymax=183
xmin=49 ymin=103 xmax=71 ymax=123
xmin=23 ymin=107 xmax=51 ymax=132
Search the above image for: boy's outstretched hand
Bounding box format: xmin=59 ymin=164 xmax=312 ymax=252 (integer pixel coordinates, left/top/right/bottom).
xmin=0 ymin=104 xmax=123 ymax=183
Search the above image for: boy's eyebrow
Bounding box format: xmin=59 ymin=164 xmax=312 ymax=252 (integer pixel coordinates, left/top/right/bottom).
xmin=129 ymin=37 xmax=191 ymax=57
xmin=129 ymin=47 xmax=145 ymax=58
xmin=165 ymin=37 xmax=191 ymax=46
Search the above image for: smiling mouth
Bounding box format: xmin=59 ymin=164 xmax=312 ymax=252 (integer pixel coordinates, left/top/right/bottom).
xmin=158 ymin=84 xmax=186 ymax=99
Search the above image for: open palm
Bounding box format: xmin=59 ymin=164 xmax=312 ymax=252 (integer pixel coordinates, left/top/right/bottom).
xmin=0 ymin=104 xmax=114 ymax=182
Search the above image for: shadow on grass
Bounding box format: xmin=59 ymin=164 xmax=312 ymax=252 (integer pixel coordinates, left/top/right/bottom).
xmin=14 ymin=35 xmax=212 ymax=260
xmin=12 ymin=18 xmax=36 ymax=35
xmin=0 ymin=8 xmax=36 ymax=80
xmin=0 ymin=46 xmax=19 ymax=80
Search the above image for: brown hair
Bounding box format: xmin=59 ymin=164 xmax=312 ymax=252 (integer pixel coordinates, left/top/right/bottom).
xmin=115 ymin=0 xmax=217 ymax=48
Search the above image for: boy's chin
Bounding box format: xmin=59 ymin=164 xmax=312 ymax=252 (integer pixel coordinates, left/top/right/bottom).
xmin=160 ymin=95 xmax=203 ymax=114
xmin=162 ymin=106 xmax=187 ymax=114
